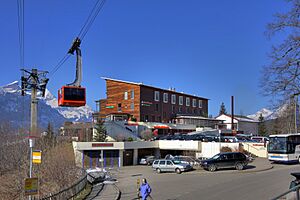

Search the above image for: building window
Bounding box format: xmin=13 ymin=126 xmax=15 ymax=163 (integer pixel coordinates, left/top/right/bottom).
xmin=199 ymin=100 xmax=203 ymax=108
xmin=163 ymin=93 xmax=168 ymax=103
xmin=193 ymin=99 xmax=196 ymax=107
xmin=158 ymin=116 xmax=161 ymax=122
xmin=171 ymin=94 xmax=176 ymax=104
xmin=179 ymin=96 xmax=183 ymax=105
xmin=130 ymin=103 xmax=134 ymax=110
xmin=152 ymin=116 xmax=155 ymax=122
xmin=124 ymin=92 xmax=128 ymax=100
xmin=131 ymin=90 xmax=134 ymax=99
xmin=118 ymin=103 xmax=122 ymax=112
xmin=187 ymin=107 xmax=190 ymax=113
xmin=145 ymin=115 xmax=149 ymax=122
xmin=154 ymin=91 xmax=160 ymax=101
xmin=179 ymin=106 xmax=182 ymax=113
xmin=155 ymin=104 xmax=159 ymax=111
xmin=172 ymin=105 xmax=175 ymax=113
xmin=186 ymin=97 xmax=190 ymax=106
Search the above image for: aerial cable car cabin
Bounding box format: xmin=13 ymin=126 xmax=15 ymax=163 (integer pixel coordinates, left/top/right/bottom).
xmin=58 ymin=37 xmax=86 ymax=107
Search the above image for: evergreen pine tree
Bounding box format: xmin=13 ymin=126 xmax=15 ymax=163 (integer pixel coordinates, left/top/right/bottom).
xmin=258 ymin=113 xmax=268 ymax=136
xmin=219 ymin=102 xmax=227 ymax=115
xmin=93 ymin=119 xmax=107 ymax=142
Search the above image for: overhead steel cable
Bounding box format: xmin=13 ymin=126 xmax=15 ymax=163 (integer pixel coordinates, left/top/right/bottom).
xmin=48 ymin=0 xmax=106 ymax=77
xmin=17 ymin=0 xmax=24 ymax=69
xmin=78 ymin=0 xmax=106 ymax=40
xmin=17 ymin=0 xmax=26 ymax=131
xmin=49 ymin=54 xmax=71 ymax=77
xmin=77 ymin=0 xmax=103 ymax=38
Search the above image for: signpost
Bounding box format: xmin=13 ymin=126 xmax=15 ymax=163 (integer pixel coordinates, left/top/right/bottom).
xmin=24 ymin=178 xmax=38 ymax=196
xmin=32 ymin=150 xmax=42 ymax=164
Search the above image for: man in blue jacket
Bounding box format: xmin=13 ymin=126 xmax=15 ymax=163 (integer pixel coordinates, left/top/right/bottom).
xmin=139 ymin=178 xmax=152 ymax=200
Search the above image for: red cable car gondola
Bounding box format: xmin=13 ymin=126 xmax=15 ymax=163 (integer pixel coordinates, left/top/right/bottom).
xmin=58 ymin=38 xmax=86 ymax=107
xmin=58 ymin=86 xmax=86 ymax=107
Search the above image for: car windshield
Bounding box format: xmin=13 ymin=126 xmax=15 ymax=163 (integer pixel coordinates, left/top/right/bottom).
xmin=211 ymin=154 xmax=220 ymax=160
xmin=173 ymin=160 xmax=182 ymax=164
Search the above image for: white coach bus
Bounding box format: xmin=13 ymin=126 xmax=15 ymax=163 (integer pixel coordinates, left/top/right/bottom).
xmin=268 ymin=133 xmax=300 ymax=163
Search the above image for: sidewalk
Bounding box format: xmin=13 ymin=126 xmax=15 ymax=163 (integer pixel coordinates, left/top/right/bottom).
xmin=85 ymin=183 xmax=121 ymax=200
xmin=240 ymin=157 xmax=273 ymax=173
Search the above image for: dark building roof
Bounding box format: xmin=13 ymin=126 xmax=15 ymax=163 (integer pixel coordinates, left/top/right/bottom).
xmin=101 ymin=77 xmax=209 ymax=100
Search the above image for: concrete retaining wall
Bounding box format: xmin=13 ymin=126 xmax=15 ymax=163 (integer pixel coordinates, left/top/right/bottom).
xmin=200 ymin=142 xmax=240 ymax=158
xmin=242 ymin=142 xmax=268 ymax=158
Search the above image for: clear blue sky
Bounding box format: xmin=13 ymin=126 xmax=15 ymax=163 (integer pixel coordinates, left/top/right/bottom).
xmin=0 ymin=0 xmax=288 ymax=116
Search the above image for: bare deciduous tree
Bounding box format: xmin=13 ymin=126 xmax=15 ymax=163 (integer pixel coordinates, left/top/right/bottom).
xmin=0 ymin=126 xmax=83 ymax=199
xmin=262 ymin=0 xmax=300 ymax=99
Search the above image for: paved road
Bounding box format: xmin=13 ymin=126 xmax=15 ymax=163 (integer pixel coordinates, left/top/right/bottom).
xmin=116 ymin=162 xmax=300 ymax=200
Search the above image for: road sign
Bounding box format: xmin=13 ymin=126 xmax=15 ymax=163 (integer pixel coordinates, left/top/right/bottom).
xmin=32 ymin=150 xmax=42 ymax=164
xmin=24 ymin=178 xmax=38 ymax=196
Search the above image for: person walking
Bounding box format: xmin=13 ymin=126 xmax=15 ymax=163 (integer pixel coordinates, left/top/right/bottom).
xmin=139 ymin=178 xmax=152 ymax=200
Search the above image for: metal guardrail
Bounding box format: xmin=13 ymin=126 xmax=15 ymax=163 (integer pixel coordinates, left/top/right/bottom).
xmin=271 ymin=184 xmax=300 ymax=200
xmin=39 ymin=175 xmax=87 ymax=200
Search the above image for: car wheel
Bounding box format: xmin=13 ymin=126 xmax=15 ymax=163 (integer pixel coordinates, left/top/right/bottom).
xmin=156 ymin=168 xmax=161 ymax=173
xmin=235 ymin=162 xmax=244 ymax=170
xmin=175 ymin=168 xmax=181 ymax=174
xmin=208 ymin=164 xmax=216 ymax=172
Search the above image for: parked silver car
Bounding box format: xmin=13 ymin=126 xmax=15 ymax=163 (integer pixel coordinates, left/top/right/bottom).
xmin=152 ymin=159 xmax=192 ymax=174
xmin=173 ymin=156 xmax=201 ymax=167
xmin=139 ymin=156 xmax=155 ymax=165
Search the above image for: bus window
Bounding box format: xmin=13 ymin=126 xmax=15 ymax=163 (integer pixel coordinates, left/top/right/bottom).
xmin=268 ymin=137 xmax=287 ymax=153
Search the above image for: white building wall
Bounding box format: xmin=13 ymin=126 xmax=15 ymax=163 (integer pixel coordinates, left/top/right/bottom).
xmin=238 ymin=121 xmax=258 ymax=135
xmin=215 ymin=115 xmax=238 ymax=130
xmin=158 ymin=140 xmax=201 ymax=150
xmin=200 ymin=142 xmax=240 ymax=158
xmin=242 ymin=142 xmax=268 ymax=158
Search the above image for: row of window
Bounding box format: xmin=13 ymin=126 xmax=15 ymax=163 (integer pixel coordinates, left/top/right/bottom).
xmin=154 ymin=91 xmax=203 ymax=108
xmin=124 ymin=90 xmax=134 ymax=100
xmin=117 ymin=103 xmax=135 ymax=111
xmin=142 ymin=115 xmax=162 ymax=122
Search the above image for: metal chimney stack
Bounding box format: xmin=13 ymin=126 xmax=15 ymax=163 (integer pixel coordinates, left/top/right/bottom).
xmin=231 ymin=96 xmax=234 ymax=131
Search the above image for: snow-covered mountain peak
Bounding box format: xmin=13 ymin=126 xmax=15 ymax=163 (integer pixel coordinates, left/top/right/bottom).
xmin=1 ymin=81 xmax=21 ymax=94
xmin=44 ymin=88 xmax=55 ymax=100
xmin=247 ymin=108 xmax=274 ymax=121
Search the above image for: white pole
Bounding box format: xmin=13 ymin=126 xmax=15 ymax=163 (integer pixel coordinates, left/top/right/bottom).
xmin=219 ymin=130 xmax=221 ymax=152
xmin=29 ymin=138 xmax=34 ymax=200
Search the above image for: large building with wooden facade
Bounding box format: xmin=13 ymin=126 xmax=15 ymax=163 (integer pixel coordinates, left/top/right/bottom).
xmin=96 ymin=77 xmax=209 ymax=123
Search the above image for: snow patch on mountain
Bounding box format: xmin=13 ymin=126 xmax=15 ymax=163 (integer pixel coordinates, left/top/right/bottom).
xmin=247 ymin=105 xmax=289 ymax=121
xmin=247 ymin=108 xmax=274 ymax=121
xmin=0 ymin=81 xmax=21 ymax=94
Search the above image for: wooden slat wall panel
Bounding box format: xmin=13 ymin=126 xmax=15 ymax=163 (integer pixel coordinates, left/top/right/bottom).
xmin=99 ymin=79 xmax=208 ymax=122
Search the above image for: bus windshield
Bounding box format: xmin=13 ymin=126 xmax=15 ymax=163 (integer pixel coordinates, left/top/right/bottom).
xmin=268 ymin=137 xmax=287 ymax=153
